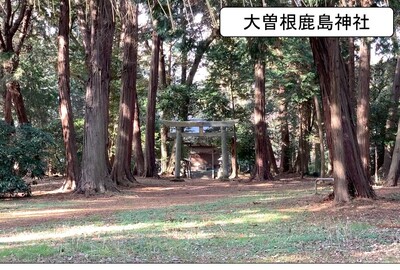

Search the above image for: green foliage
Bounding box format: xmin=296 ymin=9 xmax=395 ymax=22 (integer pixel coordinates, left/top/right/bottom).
xmin=192 ymin=85 xmax=230 ymax=120
xmin=17 ymin=32 xmax=58 ymax=127
xmin=43 ymin=119 xmax=85 ymax=175
xmin=0 ymin=121 xmax=53 ymax=197
xmin=370 ymin=58 xmax=398 ymax=152
xmin=158 ymin=84 xmax=194 ymax=120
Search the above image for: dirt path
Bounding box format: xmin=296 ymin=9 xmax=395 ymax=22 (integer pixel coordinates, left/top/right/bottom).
xmin=1 ymin=176 xmax=400 ymax=231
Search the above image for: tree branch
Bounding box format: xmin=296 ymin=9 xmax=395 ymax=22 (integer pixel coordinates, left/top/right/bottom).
xmin=15 ymin=2 xmax=32 ymax=55
xmin=9 ymin=0 xmax=27 ymax=38
xmin=74 ymin=0 xmax=90 ymax=67
xmin=0 ymin=29 xmax=5 ymax=50
xmin=4 ymin=0 xmax=11 ymax=37
xmin=185 ymin=27 xmax=218 ymax=86
xmin=10 ymin=0 xmax=22 ymax=31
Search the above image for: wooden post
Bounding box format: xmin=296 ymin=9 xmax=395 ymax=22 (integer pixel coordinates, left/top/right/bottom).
xmin=221 ymin=127 xmax=229 ymax=178
xmin=175 ymin=129 xmax=182 ymax=179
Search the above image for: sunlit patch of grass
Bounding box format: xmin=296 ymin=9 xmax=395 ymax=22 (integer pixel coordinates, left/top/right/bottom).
xmin=0 ymin=201 xmax=79 ymax=211
xmin=1 ymin=184 xmax=399 ymax=263
xmin=0 ymin=244 xmax=58 ymax=262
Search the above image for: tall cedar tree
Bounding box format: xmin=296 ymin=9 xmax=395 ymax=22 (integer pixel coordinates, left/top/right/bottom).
xmin=382 ymin=56 xmax=400 ymax=177
xmin=357 ymin=37 xmax=371 ymax=178
xmin=77 ymin=0 xmax=117 ymax=194
xmin=310 ymin=37 xmax=376 ymax=200
xmin=252 ymin=59 xmax=273 ymax=181
xmin=386 ymin=118 xmax=400 ymax=186
xmin=0 ymin=0 xmax=32 ymax=125
xmin=111 ymin=0 xmax=140 ymax=186
xmin=132 ymin=82 xmax=145 ymax=176
xmin=159 ymin=41 xmax=170 ymax=175
xmin=144 ymin=29 xmax=161 ymax=177
xmin=278 ymin=86 xmax=290 ymax=173
xmin=329 ymin=38 xmax=350 ymax=203
xmin=58 ymin=0 xmax=80 ymax=190
xmin=313 ymin=95 xmax=325 ymax=177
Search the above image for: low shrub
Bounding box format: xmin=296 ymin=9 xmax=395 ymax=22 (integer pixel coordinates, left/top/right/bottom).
xmin=0 ymin=121 xmax=53 ymax=197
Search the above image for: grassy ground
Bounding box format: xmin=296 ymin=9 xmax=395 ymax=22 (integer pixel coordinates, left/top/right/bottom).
xmin=0 ymin=177 xmax=399 ymax=263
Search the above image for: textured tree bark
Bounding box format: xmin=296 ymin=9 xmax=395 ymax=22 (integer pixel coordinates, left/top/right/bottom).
xmin=229 ymin=84 xmax=238 ymax=179
xmin=58 ymin=0 xmax=80 ymax=191
xmin=111 ymin=0 xmax=140 ymax=187
xmin=77 ymin=0 xmax=116 ymax=195
xmin=298 ymin=100 xmax=312 ymax=176
xmin=252 ymin=59 xmax=273 ymax=181
xmin=144 ymin=29 xmax=160 ymax=177
xmin=386 ymin=118 xmax=400 ymax=186
xmin=132 ymin=87 xmax=145 ymax=176
xmin=3 ymin=89 xmax=13 ymax=125
xmin=313 ymin=95 xmax=325 ymax=177
xmin=347 ymin=37 xmax=356 ymax=116
xmin=8 ymin=81 xmax=28 ymax=124
xmin=166 ymin=140 xmax=177 ymax=175
xmin=278 ymin=86 xmax=290 ymax=173
xmin=160 ymin=125 xmax=169 ymax=175
xmin=230 ymin=135 xmax=238 ymax=178
xmin=159 ymin=41 xmax=169 ymax=175
xmin=357 ymin=38 xmax=371 ymax=178
xmin=310 ymin=37 xmax=376 ymax=200
xmin=100 ymin=0 xmax=115 ymax=173
xmin=266 ymin=129 xmax=279 ymax=175
xmin=381 ymin=56 xmax=400 ymax=177
xmin=328 ymin=38 xmax=350 ymax=203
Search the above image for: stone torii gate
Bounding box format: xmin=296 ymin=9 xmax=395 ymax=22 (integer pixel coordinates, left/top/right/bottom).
xmin=161 ymin=120 xmax=237 ymax=179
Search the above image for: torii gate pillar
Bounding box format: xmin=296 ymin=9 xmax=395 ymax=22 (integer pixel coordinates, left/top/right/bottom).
xmin=221 ymin=126 xmax=229 ymax=179
xmin=174 ymin=129 xmax=182 ymax=179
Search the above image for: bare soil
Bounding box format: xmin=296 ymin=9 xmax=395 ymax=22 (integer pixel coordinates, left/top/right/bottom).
xmin=1 ymin=175 xmax=399 ymax=232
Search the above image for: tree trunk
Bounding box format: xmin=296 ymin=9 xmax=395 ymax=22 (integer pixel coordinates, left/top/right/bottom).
xmin=7 ymin=80 xmax=29 ymax=124
xmin=266 ymin=129 xmax=279 ymax=175
xmin=381 ymin=56 xmax=400 ymax=177
xmin=132 ymin=87 xmax=145 ymax=176
xmin=144 ymin=29 xmax=160 ymax=177
xmin=77 ymin=0 xmax=116 ymax=195
xmin=178 ymin=27 xmax=218 ymax=121
xmin=101 ymin=0 xmax=115 ymax=173
xmin=2 ymin=58 xmax=29 ymax=125
xmin=357 ymin=38 xmax=371 ymax=178
xmin=298 ymin=100 xmax=312 ymax=176
xmin=58 ymin=0 xmax=80 ymax=191
xmin=0 ymin=0 xmax=32 ymax=125
xmin=111 ymin=0 xmax=139 ymax=187
xmin=347 ymin=38 xmax=356 ymax=117
xmin=252 ymin=59 xmax=273 ymax=181
xmin=180 ymin=7 xmax=187 ymax=85
xmin=2 ymin=89 xmax=13 ymax=125
xmin=310 ymin=37 xmax=376 ymax=200
xmin=160 ymin=125 xmax=169 ymax=174
xmin=159 ymin=41 xmax=169 ymax=175
xmin=386 ymin=118 xmax=400 ymax=186
xmin=166 ymin=140 xmax=177 ymax=175
xmin=230 ymin=86 xmax=238 ymax=179
xmin=328 ymin=38 xmax=350 ymax=203
xmin=313 ymin=95 xmax=325 ymax=177
xmin=278 ymin=86 xmax=290 ymax=173
xmin=230 ymin=135 xmax=238 ymax=178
